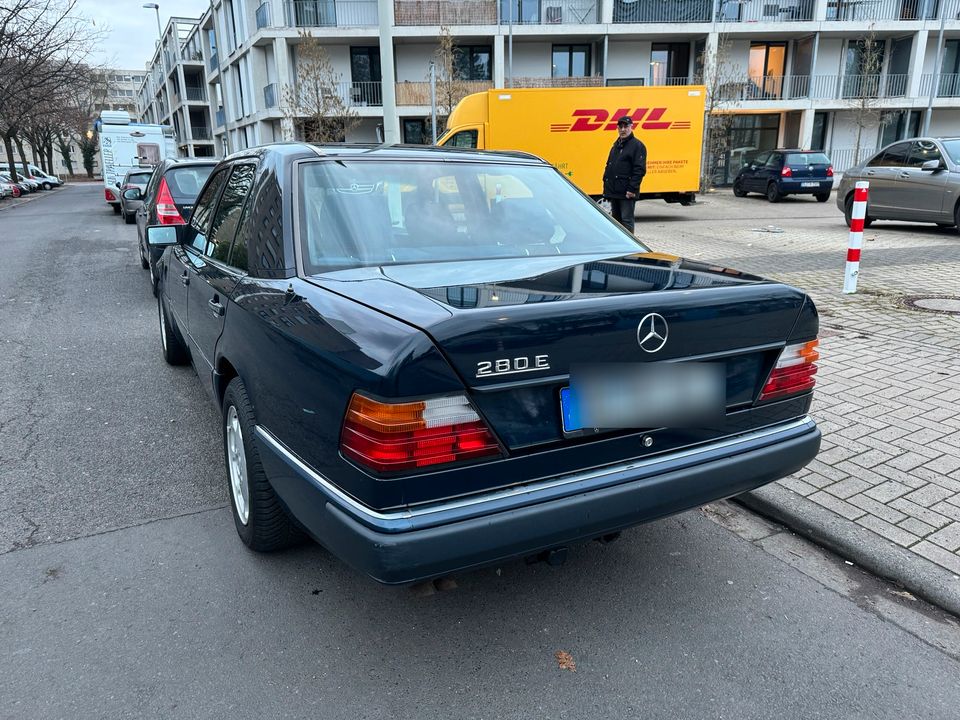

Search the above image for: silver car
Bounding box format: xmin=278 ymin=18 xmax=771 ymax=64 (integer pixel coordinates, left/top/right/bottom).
xmin=837 ymin=137 xmax=960 ymax=230
xmin=119 ymin=168 xmax=155 ymax=225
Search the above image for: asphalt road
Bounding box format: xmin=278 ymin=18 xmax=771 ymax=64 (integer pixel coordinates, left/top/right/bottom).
xmin=2 ymin=185 xmax=960 ymax=719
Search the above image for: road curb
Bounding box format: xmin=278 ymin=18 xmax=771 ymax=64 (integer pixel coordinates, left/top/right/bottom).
xmin=737 ymin=484 xmax=960 ymax=618
xmin=0 ymin=187 xmax=65 ymax=212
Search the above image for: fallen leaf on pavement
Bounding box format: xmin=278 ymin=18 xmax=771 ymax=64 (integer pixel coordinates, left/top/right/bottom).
xmin=555 ymin=650 xmax=576 ymax=672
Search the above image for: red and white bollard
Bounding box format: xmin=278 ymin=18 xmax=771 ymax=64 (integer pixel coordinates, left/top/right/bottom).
xmin=843 ymin=181 xmax=869 ymax=294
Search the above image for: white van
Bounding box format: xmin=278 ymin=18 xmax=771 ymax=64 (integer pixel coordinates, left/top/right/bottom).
xmin=6 ymin=163 xmax=62 ymax=189
xmin=97 ymin=110 xmax=177 ymax=214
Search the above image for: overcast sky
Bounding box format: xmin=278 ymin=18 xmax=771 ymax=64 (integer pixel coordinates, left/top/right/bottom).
xmin=80 ymin=0 xmax=206 ymax=71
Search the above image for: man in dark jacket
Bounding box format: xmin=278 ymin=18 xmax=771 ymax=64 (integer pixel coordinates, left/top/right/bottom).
xmin=602 ymin=116 xmax=647 ymax=233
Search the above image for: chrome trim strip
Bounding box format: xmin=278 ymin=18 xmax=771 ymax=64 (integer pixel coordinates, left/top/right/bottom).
xmin=255 ymin=416 xmax=815 ymax=525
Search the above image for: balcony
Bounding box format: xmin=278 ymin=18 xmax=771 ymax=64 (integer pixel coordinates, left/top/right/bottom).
xmin=647 ymin=76 xmax=693 ymax=86
xmin=256 ymin=2 xmax=271 ymax=27
xmin=716 ymin=0 xmax=815 ymax=22
xmin=216 ymin=108 xmax=225 ymax=126
xmin=284 ymin=0 xmax=378 ymax=26
xmin=264 ymin=82 xmax=278 ymax=108
xmin=395 ymin=79 xmax=492 ymax=103
xmin=394 ymin=0 xmax=496 ymax=24
xmin=919 ymin=73 xmax=960 ymax=98
xmin=208 ymin=52 xmax=219 ymax=71
xmin=826 ymin=0 xmax=938 ymax=21
xmin=613 ymin=0 xmax=711 ymax=23
xmin=713 ymin=73 xmax=909 ymax=101
xmin=511 ymin=76 xmax=604 ymax=88
xmin=185 ymin=87 xmax=207 ymax=102
xmin=498 ymin=0 xmax=599 ymax=24
xmin=192 ymin=126 xmax=212 ymax=140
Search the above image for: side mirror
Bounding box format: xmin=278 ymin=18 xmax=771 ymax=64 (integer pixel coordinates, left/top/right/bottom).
xmin=749 ymin=164 xmax=757 ymax=171
xmin=115 ymin=181 xmax=121 ymax=188
xmin=921 ymin=159 xmax=943 ymax=172
xmin=122 ymin=187 xmax=142 ymax=200
xmin=146 ymin=225 xmax=183 ymax=247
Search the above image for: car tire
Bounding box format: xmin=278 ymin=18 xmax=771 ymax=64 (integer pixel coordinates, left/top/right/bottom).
xmin=844 ymin=194 xmax=874 ymax=229
xmin=815 ymin=192 xmax=830 ymax=203
xmin=766 ymin=183 xmax=781 ymax=203
xmin=42 ymin=182 xmax=51 ymax=191
xmin=139 ymin=241 xmax=150 ymax=269
xmin=124 ymin=211 xmax=136 ymax=224
xmin=112 ymin=204 xmax=121 ymax=215
xmin=158 ymin=295 xmax=189 ymax=366
xmin=222 ymin=377 xmax=303 ymax=552
xmin=732 ymin=181 xmax=747 ymax=198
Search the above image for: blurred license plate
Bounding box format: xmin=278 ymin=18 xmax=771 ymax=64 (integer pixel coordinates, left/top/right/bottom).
xmin=562 ymin=363 xmax=725 ymax=432
xmin=801 ymin=182 xmax=819 ymax=187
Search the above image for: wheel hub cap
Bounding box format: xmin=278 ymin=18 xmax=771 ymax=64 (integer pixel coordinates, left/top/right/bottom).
xmin=226 ymin=405 xmax=250 ymax=525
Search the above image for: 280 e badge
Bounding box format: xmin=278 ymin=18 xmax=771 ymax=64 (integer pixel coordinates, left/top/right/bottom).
xmin=476 ymin=355 xmax=550 ymax=378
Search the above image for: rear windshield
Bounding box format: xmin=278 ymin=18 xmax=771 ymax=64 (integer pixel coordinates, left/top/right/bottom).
xmin=128 ymin=172 xmax=153 ymax=184
xmin=785 ymin=153 xmax=831 ymax=165
xmin=165 ymin=165 xmax=215 ymax=201
xmin=298 ymin=160 xmax=646 ymax=273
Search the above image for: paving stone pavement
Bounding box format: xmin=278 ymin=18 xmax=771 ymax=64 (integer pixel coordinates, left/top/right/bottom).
xmin=639 ymin=192 xmax=960 ymax=579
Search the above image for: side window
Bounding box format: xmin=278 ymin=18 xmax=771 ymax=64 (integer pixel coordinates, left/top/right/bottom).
xmin=906 ymin=141 xmax=942 ymax=168
xmin=188 ymin=168 xmax=230 ymax=254
xmin=207 ymin=164 xmax=256 ymax=266
xmin=880 ymin=142 xmax=911 ymax=168
xmin=750 ymin=152 xmax=770 ymax=167
xmin=764 ymin=153 xmax=782 ymax=168
xmin=449 ymin=130 xmax=478 ymax=148
xmin=866 ymin=152 xmax=887 ymax=167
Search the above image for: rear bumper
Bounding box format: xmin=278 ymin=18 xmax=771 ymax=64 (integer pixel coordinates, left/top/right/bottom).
xmin=256 ymin=417 xmax=820 ymax=584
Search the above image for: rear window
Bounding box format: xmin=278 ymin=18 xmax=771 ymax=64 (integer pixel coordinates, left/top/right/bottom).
xmin=785 ymin=153 xmax=831 ymax=165
xmin=298 ymin=160 xmax=646 ymax=273
xmin=165 ymin=165 xmax=216 ymax=201
xmin=128 ymin=172 xmax=153 ymax=184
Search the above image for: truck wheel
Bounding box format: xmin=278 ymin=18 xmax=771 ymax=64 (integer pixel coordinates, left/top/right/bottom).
xmin=112 ymin=204 xmax=121 ymax=215
xmin=766 ymin=183 xmax=782 ymax=203
xmin=158 ymin=295 xmax=189 ymax=366
xmin=222 ymin=377 xmax=303 ymax=552
xmin=733 ymin=181 xmax=747 ymax=198
xmin=678 ymin=194 xmax=695 ymax=206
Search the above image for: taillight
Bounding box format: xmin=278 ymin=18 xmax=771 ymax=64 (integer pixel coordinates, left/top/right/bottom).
xmin=104 ymin=188 xmax=116 ymax=202
xmin=826 ymin=165 xmax=834 ymax=177
xmin=759 ymin=340 xmax=819 ymax=402
xmin=156 ymin=178 xmax=184 ymax=225
xmin=780 ymin=166 xmax=792 ymax=177
xmin=340 ymin=393 xmax=501 ymax=473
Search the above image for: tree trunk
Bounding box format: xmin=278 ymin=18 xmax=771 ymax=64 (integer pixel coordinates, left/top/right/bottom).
xmin=14 ymin=135 xmax=31 ymax=177
xmin=3 ymin=131 xmax=19 ymax=182
xmin=46 ymin=144 xmax=54 ymax=176
xmin=57 ymin=135 xmax=75 ymax=175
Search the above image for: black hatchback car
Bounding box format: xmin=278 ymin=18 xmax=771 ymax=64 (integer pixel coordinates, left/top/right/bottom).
xmin=733 ymin=149 xmax=834 ymax=203
xmin=127 ymin=158 xmax=217 ymax=289
xmin=146 ymin=143 xmax=821 ymax=585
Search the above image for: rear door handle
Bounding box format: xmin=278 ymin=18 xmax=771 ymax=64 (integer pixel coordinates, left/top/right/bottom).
xmin=180 ymin=271 xmax=189 ymax=287
xmin=898 ymin=172 xmax=911 ymax=179
xmin=866 ymin=170 xmax=876 ymax=176
xmin=208 ymin=297 xmax=225 ymax=317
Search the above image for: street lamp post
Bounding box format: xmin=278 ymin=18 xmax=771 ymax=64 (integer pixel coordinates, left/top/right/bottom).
xmin=142 ymin=3 xmax=162 ymax=42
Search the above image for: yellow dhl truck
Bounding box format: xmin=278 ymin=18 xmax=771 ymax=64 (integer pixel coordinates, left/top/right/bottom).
xmin=438 ymin=85 xmax=705 ymax=205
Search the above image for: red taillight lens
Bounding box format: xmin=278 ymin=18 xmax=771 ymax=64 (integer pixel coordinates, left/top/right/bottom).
xmin=104 ymin=188 xmax=116 ymax=201
xmin=826 ymin=165 xmax=834 ymax=177
xmin=781 ymin=166 xmax=792 ymax=177
xmin=759 ymin=340 xmax=819 ymax=402
xmin=340 ymin=393 xmax=501 ymax=473
xmin=156 ymin=178 xmax=185 ymax=225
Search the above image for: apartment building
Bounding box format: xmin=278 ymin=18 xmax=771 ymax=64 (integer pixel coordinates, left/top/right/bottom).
xmin=137 ymin=17 xmax=217 ymax=157
xmin=138 ymin=0 xmax=960 ymax=180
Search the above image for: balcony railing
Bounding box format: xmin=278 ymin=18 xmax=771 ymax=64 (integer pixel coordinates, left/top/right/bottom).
xmin=264 ymin=82 xmax=278 ymax=108
xmin=648 ymin=76 xmax=693 ymax=86
xmin=919 ymin=73 xmax=960 ymax=98
xmin=395 ymin=0 xmax=497 ymax=24
xmin=826 ymin=0 xmax=939 ymax=21
xmin=713 ymin=74 xmax=909 ymax=101
xmin=284 ymin=0 xmax=378 ymax=25
xmin=192 ymin=126 xmax=212 ymax=140
xmin=256 ymin=2 xmax=271 ymax=27
xmin=510 ymin=76 xmax=603 ymax=88
xmin=185 ymin=87 xmax=206 ymax=101
xmin=208 ymin=52 xmax=219 ymax=71
xmin=216 ymin=108 xmax=225 ymax=126
xmin=716 ymin=0 xmax=816 ymax=22
xmin=613 ymin=0 xmax=711 ymax=23
xmin=395 ymin=80 xmax=492 ymax=104
xmin=498 ymin=0 xmax=599 ymax=24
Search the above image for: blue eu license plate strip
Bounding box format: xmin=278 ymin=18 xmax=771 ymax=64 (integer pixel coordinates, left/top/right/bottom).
xmin=559 ymin=387 xmax=583 ymax=433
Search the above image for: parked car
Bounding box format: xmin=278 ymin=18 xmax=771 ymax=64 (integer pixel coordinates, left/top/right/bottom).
xmin=0 ymin=171 xmax=29 ymax=196
xmin=119 ymin=168 xmax=154 ymax=224
xmin=0 ymin=182 xmax=11 ymax=199
xmin=837 ymin=137 xmax=960 ymax=230
xmin=733 ymin=149 xmax=834 ymax=203
xmin=146 ymin=143 xmax=822 ymax=585
xmin=129 ymin=158 xmax=217 ymax=289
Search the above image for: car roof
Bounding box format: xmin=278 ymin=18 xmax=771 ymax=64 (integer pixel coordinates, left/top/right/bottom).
xmin=223 ymin=142 xmax=546 ymax=166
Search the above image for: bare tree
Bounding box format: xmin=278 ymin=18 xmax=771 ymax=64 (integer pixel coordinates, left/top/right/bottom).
xmin=0 ymin=0 xmax=105 ymax=180
xmin=697 ymin=32 xmax=741 ymax=192
xmin=428 ymin=26 xmax=468 ymax=138
xmin=281 ymin=31 xmax=359 ymax=144
xmin=845 ymin=27 xmax=891 ymax=165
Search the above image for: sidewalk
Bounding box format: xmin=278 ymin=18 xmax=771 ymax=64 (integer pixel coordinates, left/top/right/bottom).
xmin=645 ymin=194 xmax=960 ymax=614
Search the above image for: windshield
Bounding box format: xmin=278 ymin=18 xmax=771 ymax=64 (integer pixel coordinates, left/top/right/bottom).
xmin=298 ymin=160 xmax=645 ymax=273
xmin=128 ymin=172 xmax=153 ymax=185
xmin=785 ymin=153 xmax=831 ymax=165
xmin=165 ymin=165 xmax=216 ymax=202
xmin=941 ymin=139 xmax=960 ymax=165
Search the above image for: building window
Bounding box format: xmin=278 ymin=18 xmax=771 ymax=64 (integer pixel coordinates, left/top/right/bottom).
xmin=748 ymin=42 xmax=787 ymax=99
xmin=552 ymin=45 xmax=590 ymax=78
xmin=455 ymin=46 xmax=492 ymax=81
xmin=650 ymin=43 xmax=690 ymax=86
xmin=403 ymin=119 xmax=428 ymax=144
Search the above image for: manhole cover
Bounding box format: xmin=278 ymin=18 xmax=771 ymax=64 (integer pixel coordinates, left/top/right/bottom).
xmin=902 ymin=296 xmax=960 ymax=314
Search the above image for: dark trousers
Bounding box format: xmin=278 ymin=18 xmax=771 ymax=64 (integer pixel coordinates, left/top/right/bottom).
xmin=609 ymin=198 xmax=636 ymax=233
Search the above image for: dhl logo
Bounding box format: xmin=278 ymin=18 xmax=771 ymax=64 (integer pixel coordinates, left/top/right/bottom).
xmin=550 ymin=108 xmax=692 ymax=133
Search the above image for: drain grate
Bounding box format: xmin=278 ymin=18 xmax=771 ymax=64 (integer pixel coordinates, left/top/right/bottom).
xmin=901 ymin=295 xmax=960 ymax=315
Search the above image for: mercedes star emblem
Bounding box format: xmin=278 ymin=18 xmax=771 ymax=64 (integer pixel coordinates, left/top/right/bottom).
xmin=636 ymin=313 xmax=668 ymax=353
